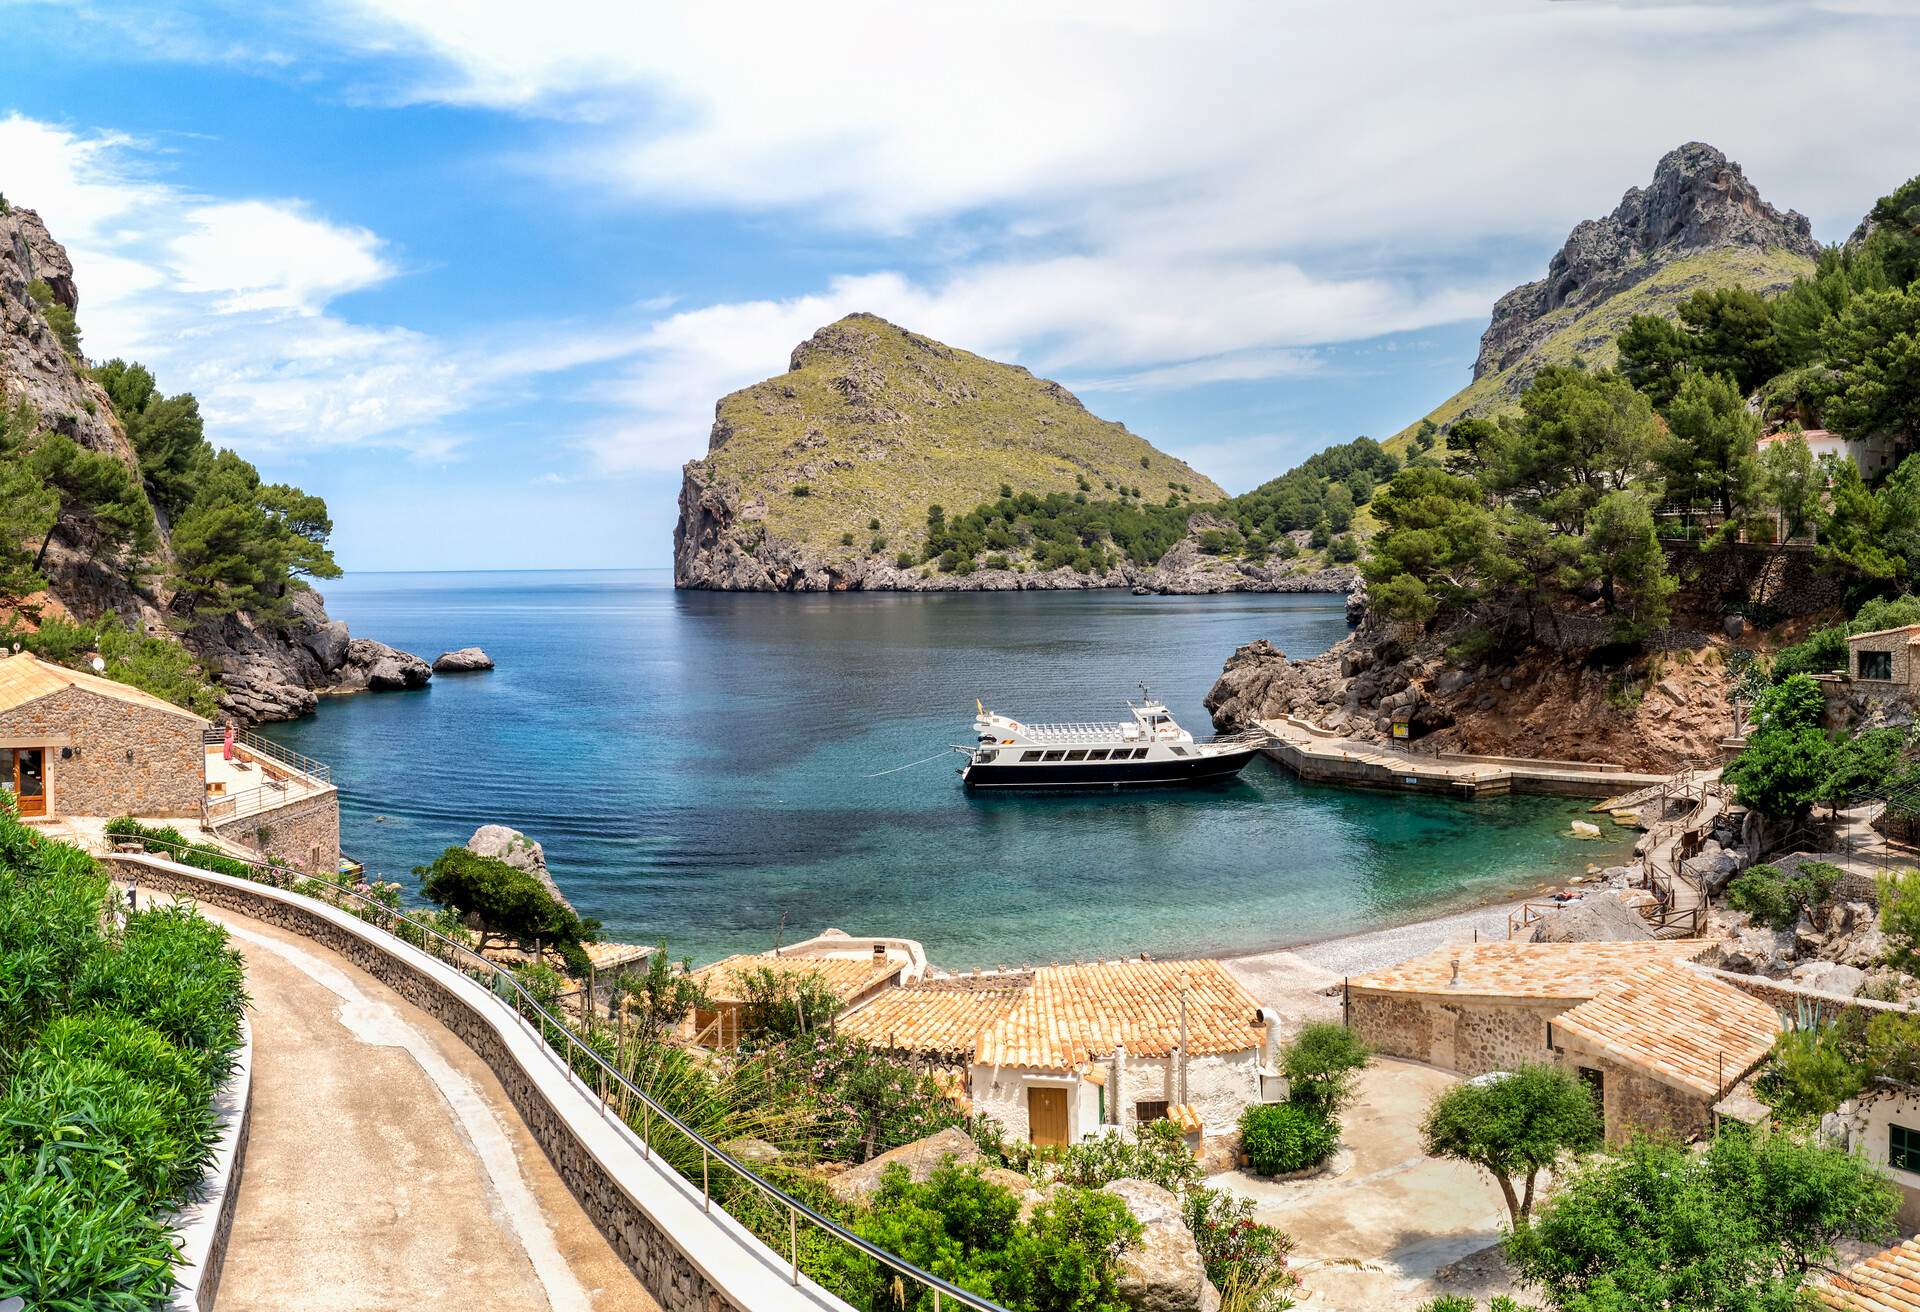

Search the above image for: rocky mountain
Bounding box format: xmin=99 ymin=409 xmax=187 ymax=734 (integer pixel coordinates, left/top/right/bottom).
xmin=1 ymin=200 xmax=428 ymax=722
xmin=674 ymin=314 xmax=1226 ymax=591
xmin=1392 ymin=142 xmax=1820 ymax=447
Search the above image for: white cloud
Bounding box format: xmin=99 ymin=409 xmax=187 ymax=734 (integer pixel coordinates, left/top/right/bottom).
xmin=328 ymin=0 xmax=1920 ymax=246
xmin=168 ymin=200 xmax=393 ymax=314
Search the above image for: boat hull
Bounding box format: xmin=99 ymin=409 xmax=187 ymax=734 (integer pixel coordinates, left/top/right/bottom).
xmin=962 ymin=745 xmax=1260 ymax=790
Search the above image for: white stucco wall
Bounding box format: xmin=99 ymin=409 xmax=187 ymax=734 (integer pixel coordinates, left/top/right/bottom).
xmin=970 ymin=1048 xmax=1262 ymax=1143
xmin=1826 ymin=1088 xmax=1920 ymax=1226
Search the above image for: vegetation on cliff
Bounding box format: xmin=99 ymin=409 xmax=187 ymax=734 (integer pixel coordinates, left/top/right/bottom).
xmin=1362 ymin=166 xmax=1920 ymax=651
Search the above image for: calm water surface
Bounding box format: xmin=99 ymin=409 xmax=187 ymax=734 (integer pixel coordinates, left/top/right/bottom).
xmin=263 ymin=571 xmax=1627 ymax=967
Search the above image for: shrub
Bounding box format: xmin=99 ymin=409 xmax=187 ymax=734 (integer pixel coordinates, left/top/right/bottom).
xmin=1752 ymin=673 xmax=1827 ymax=733
xmin=1328 ymin=533 xmax=1361 ymax=563
xmin=1044 ymin=1117 xmax=1202 ymax=1194
xmin=0 ymin=810 xmax=246 ymax=1307
xmin=984 ymin=553 xmax=1011 ymax=571
xmin=1182 ymin=1186 xmax=1296 ymax=1309
xmin=895 ymin=550 xmax=914 ymax=568
xmin=791 ymin=484 xmax=810 ymax=497
xmin=1727 ymin=862 xmax=1839 ymax=931
xmin=840 ymin=531 xmax=854 ymax=546
xmin=1240 ymin=1102 xmax=1337 ymax=1175
xmin=1771 ymin=625 xmax=1847 ymax=679
xmin=1762 ymin=1023 xmax=1867 ymax=1119
xmin=825 ymin=1162 xmax=1141 ymax=1312
xmin=1280 ymin=1022 xmax=1371 ymax=1118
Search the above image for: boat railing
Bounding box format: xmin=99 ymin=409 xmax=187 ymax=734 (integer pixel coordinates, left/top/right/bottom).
xmin=1017 ymin=722 xmax=1138 ymax=740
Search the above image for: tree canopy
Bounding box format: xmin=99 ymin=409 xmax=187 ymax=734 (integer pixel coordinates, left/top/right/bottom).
xmin=1509 ymin=1129 xmax=1896 ymax=1312
xmin=1421 ymin=1064 xmax=1601 ymax=1228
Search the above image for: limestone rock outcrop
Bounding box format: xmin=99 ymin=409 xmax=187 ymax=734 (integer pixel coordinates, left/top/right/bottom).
xmin=466 ymin=824 xmax=573 ymax=914
xmin=1102 ymin=1178 xmax=1221 ymax=1312
xmin=1529 ymin=891 xmax=1654 ymax=943
xmin=2 ymin=201 xmax=424 ymax=726
xmin=1475 ymin=142 xmax=1818 ymax=384
xmin=433 ymin=646 xmax=495 ymax=673
xmin=824 ymin=1125 xmax=981 ymax=1205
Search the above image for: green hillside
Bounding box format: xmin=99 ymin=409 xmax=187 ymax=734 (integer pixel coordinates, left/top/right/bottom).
xmin=1387 ymin=245 xmax=1815 ymax=459
xmin=695 ymin=314 xmax=1223 ymax=561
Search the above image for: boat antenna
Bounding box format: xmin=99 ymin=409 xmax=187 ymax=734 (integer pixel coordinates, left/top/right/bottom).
xmin=1138 ymin=681 xmax=1153 ymax=703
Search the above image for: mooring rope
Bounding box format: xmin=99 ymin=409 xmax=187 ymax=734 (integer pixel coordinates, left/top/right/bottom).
xmin=864 ymin=751 xmax=956 ymax=778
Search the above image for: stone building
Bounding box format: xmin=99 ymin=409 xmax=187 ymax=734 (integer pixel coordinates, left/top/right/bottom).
xmin=686 ymin=930 xmax=927 ymax=1048
xmin=0 ymin=652 xmax=207 ymax=819
xmin=1348 ymin=941 xmax=1779 ymax=1143
xmin=1846 ymin=624 xmax=1920 ymax=691
xmin=840 ymin=957 xmax=1281 ymax=1147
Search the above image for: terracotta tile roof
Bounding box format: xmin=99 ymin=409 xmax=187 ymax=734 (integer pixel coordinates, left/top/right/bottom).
xmin=691 ymin=952 xmax=902 ymax=1007
xmin=1553 ymin=961 xmax=1781 ymax=1097
xmin=582 ymin=941 xmax=653 ymax=971
xmin=0 ymin=652 xmax=208 ymax=722
xmin=1347 ymin=941 xmax=1706 ymax=1003
xmin=836 ymin=983 xmax=1028 ymax=1058
xmin=976 ymin=959 xmax=1265 ymax=1072
xmin=1819 ymin=1235 xmax=1920 ymax=1312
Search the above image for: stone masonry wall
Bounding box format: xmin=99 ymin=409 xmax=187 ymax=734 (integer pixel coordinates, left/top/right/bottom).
xmin=107 ymin=857 xmax=807 ymax=1312
xmin=211 ymin=790 xmax=339 ymax=874
xmin=0 ymin=685 xmax=203 ymax=817
xmin=1349 ymin=989 xmax=1564 ymax=1076
xmin=1555 ymin=1040 xmax=1713 ymax=1144
xmin=1849 ymin=629 xmax=1917 ymax=688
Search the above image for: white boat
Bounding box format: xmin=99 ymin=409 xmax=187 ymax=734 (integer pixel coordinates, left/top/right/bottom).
xmin=956 ymin=690 xmax=1266 ymax=790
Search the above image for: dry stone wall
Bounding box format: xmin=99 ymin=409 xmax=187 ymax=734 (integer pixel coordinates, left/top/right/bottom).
xmin=1348 ymin=990 xmax=1562 ymax=1075
xmin=211 ymin=790 xmax=339 ymax=873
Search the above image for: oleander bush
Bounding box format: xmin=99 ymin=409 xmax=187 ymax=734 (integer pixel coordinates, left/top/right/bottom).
xmin=1239 ymin=1101 xmax=1338 ymax=1176
xmin=0 ymin=805 xmax=247 ymax=1310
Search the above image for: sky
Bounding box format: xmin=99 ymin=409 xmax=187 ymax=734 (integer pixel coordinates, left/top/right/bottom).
xmin=1 ymin=1 xmax=1916 ymax=571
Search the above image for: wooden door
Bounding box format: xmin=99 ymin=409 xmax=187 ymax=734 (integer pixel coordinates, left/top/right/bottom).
xmin=8 ymin=748 xmax=44 ymax=818
xmin=1027 ymin=1086 xmax=1069 ymax=1147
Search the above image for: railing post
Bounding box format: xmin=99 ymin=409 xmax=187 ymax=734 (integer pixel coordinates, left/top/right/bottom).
xmin=702 ymin=1144 xmax=710 ymax=1211
xmin=789 ymin=1203 xmax=799 ymax=1285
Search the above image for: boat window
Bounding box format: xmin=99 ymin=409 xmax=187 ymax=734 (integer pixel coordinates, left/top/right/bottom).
xmin=1169 ymin=745 xmax=1189 ymax=756
xmin=1086 ymin=749 xmax=1110 ymax=761
xmin=1042 ymin=750 xmax=1065 ymax=762
xmin=975 ymin=750 xmax=998 ymax=764
xmin=1136 ymin=747 xmax=1152 ymax=759
xmin=1065 ymin=749 xmax=1088 ymax=761
xmin=1022 ymin=750 xmax=1044 ymax=762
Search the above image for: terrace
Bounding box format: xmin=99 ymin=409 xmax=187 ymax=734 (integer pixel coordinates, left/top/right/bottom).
xmin=204 ymin=726 xmax=334 ymax=824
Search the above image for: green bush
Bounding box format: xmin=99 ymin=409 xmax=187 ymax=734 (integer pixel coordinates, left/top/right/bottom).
xmin=1771 ymin=625 xmax=1847 ymax=679
xmin=822 ymin=1162 xmax=1141 ymax=1312
xmin=1727 ymin=862 xmax=1839 ymax=931
xmin=1239 ymin=1102 xmax=1337 ymax=1175
xmin=1281 ymin=1022 xmax=1371 ymax=1118
xmin=0 ymin=807 xmax=246 ymax=1308
xmin=1328 ymin=533 xmax=1361 ymax=564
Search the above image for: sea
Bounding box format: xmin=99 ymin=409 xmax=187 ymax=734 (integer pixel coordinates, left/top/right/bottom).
xmin=261 ymin=570 xmax=1631 ymax=969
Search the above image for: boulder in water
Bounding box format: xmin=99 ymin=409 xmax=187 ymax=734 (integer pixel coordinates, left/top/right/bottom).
xmin=434 ymin=646 xmax=495 ymax=673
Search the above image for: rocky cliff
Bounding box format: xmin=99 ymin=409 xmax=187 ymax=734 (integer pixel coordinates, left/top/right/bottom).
xmin=0 ymin=201 xmax=428 ymax=722
xmin=674 ymin=314 xmax=1229 ymax=591
xmin=1394 ymin=142 xmax=1820 ymax=446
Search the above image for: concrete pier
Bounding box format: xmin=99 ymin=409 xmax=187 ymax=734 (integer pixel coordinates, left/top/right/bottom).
xmin=1256 ymin=716 xmax=1667 ymax=800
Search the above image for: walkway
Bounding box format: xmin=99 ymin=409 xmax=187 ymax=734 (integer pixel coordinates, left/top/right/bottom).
xmin=1256 ymin=717 xmax=1666 ymax=800
xmin=133 ymin=887 xmax=655 ymax=1312
xmin=1212 ymin=1060 xmax=1514 ymax=1309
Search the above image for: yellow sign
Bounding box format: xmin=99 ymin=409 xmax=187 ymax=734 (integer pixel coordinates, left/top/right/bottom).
xmin=1392 ymin=720 xmax=1410 ymax=740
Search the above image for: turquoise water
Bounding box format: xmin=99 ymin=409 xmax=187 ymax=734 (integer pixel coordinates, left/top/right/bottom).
xmin=262 ymin=571 xmax=1628 ymax=968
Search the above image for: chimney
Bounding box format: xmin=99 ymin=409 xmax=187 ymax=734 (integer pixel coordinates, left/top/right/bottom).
xmin=1449 ymin=958 xmax=1463 ymax=988
xmin=873 ymin=943 xmax=887 ymax=961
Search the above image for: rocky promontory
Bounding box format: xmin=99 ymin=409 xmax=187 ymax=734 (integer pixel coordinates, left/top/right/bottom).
xmin=674 ymin=314 xmax=1227 ymax=592
xmin=2 ymin=199 xmax=429 ymax=724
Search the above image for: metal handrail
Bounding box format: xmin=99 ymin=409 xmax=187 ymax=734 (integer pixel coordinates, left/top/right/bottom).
xmin=205 ymin=725 xmax=332 ymax=785
xmin=112 ymin=834 xmax=1007 ymax=1312
xmin=205 ymin=776 xmax=329 ymax=824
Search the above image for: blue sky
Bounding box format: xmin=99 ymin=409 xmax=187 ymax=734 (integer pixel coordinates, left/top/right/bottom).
xmin=2 ymin=1 xmax=1916 ymax=571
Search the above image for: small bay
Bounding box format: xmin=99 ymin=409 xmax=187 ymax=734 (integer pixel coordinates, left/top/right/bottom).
xmin=262 ymin=570 xmax=1630 ymax=968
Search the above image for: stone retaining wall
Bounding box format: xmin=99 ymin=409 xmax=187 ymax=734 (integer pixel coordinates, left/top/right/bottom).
xmin=210 ymin=788 xmax=340 ymax=874
xmin=109 ymin=855 xmax=849 ymax=1312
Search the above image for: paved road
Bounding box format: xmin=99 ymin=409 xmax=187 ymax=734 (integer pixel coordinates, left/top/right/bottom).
xmin=170 ymin=897 xmax=655 ymax=1312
